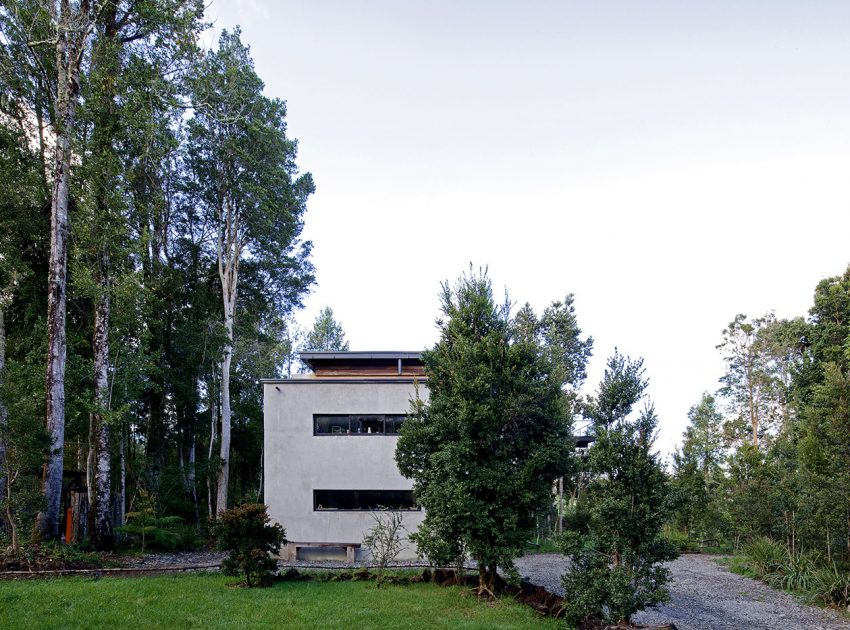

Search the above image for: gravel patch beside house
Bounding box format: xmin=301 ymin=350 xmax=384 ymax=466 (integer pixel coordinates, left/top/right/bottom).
xmin=515 ymin=553 xmax=850 ymax=630
xmin=119 ymin=551 xmax=227 ymax=569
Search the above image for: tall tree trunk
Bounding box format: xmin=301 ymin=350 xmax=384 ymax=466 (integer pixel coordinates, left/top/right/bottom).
xmin=92 ymin=253 xmax=112 ymax=546
xmin=749 ymin=377 xmax=758 ymax=448
xmin=86 ymin=1 xmax=122 ymax=549
xmin=118 ymin=419 xmax=126 ymax=527
xmin=4 ymin=470 xmax=17 ymax=554
xmin=207 ymin=370 xmax=217 ymax=520
xmin=188 ymin=417 xmax=199 ymax=525
xmin=86 ymin=416 xmax=95 ymax=504
xmin=216 ymin=314 xmax=233 ymax=514
xmin=256 ymin=443 xmax=263 ymax=502
xmin=0 ymin=308 xmax=7 ymax=505
xmin=556 ymin=477 xmax=563 ymax=535
xmin=216 ymin=198 xmax=239 ymax=515
xmin=189 ymin=436 xmax=198 ymax=523
xmin=40 ymin=21 xmax=83 ymax=539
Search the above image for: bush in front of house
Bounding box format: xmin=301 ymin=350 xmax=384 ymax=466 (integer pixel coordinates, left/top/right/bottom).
xmin=362 ymin=510 xmax=406 ymax=586
xmin=212 ymin=503 xmax=286 ymax=587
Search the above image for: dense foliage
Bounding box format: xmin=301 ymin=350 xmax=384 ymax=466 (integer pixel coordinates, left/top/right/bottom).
xmin=212 ymin=503 xmax=285 ymax=587
xmin=560 ymin=352 xmax=676 ymax=627
xmin=303 ymin=306 xmax=349 ymax=352
xmin=0 ymin=5 xmax=313 ymax=547
xmin=395 ymin=268 xmax=575 ymax=597
xmin=668 ymin=266 xmax=850 ymax=606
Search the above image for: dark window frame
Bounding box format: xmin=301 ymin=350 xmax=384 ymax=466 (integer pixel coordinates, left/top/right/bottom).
xmin=313 ymin=414 xmax=407 ymax=436
xmin=312 ymin=489 xmax=420 ymax=512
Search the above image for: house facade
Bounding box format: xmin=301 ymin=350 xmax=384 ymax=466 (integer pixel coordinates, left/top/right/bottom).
xmin=263 ymin=351 xmax=427 ymax=560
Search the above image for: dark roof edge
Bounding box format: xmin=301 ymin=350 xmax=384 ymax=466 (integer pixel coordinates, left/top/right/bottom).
xmin=262 ymin=378 xmax=426 ymax=385
xmin=298 ymin=351 xmax=423 ymax=361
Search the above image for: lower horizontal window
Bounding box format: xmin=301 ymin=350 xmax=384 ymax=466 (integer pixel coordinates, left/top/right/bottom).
xmin=313 ymin=489 xmax=418 ymax=511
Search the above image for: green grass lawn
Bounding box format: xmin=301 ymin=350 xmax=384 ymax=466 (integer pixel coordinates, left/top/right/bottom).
xmin=0 ymin=573 xmax=561 ymax=630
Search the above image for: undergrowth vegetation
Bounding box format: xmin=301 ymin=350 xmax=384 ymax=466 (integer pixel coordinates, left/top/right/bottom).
xmin=731 ymin=537 xmax=850 ymax=609
xmin=0 ymin=542 xmax=113 ymax=571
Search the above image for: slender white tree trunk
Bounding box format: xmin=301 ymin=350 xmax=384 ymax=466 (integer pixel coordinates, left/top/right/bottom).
xmin=41 ymin=79 xmax=74 ymax=541
xmin=0 ymin=308 xmax=7 ymax=495
xmin=39 ymin=0 xmax=93 ymax=541
xmin=207 ymin=370 xmax=217 ymax=519
xmin=118 ymin=420 xmax=125 ymax=527
xmin=215 ymin=198 xmax=239 ymax=515
xmin=92 ymin=256 xmax=112 ymax=545
xmin=188 ymin=424 xmax=198 ymax=523
xmin=216 ymin=314 xmax=233 ymax=513
xmin=257 ymin=444 xmax=263 ymax=502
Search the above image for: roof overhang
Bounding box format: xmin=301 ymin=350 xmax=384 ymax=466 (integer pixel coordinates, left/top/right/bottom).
xmin=299 ymin=351 xmax=422 ymax=368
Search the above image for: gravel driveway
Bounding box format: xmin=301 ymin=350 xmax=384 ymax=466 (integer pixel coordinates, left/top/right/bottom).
xmin=515 ymin=553 xmax=850 ymax=630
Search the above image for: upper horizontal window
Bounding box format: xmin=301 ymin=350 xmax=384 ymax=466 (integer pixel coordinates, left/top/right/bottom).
xmin=314 ymin=414 xmax=407 ymax=436
xmin=314 ymin=489 xmax=418 ymax=511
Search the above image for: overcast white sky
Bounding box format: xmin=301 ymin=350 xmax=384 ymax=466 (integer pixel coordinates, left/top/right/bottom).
xmin=205 ymin=1 xmax=850 ymax=456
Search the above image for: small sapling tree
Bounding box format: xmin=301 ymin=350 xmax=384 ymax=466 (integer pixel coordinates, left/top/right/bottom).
xmin=362 ymin=510 xmax=406 ymax=586
xmin=213 ymin=503 xmax=286 ymax=587
xmin=115 ymin=490 xmax=182 ymax=553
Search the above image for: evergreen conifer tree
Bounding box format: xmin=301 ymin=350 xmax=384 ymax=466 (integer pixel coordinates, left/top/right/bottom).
xmin=560 ymin=352 xmax=676 ymax=627
xmin=396 ymin=267 xmax=573 ymax=597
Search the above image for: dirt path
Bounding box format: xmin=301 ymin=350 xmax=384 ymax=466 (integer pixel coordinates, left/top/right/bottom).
xmin=515 ymin=553 xmax=850 ymax=630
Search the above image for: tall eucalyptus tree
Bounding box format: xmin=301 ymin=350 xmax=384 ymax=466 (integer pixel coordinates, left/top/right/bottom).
xmin=0 ymin=0 xmax=103 ymax=539
xmin=75 ymin=0 xmax=203 ymax=547
xmin=186 ymin=29 xmax=314 ymax=513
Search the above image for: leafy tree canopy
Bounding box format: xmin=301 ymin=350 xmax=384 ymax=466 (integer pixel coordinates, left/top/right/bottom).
xmin=561 ymin=351 xmax=676 ymax=626
xmin=303 ymin=306 xmax=349 ymax=351
xmin=396 ymin=267 xmax=574 ymax=597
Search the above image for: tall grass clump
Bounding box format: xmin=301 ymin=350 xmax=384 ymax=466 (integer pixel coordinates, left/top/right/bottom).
xmin=743 ymin=537 xmax=786 ymax=578
xmin=811 ymin=565 xmax=850 ymax=608
xmin=738 ymin=537 xmax=850 ymax=609
xmin=764 ymin=550 xmax=819 ymax=592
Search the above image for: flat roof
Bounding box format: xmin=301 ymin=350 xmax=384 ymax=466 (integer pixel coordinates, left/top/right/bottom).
xmin=262 ymin=378 xmax=423 ymax=385
xmin=299 ymin=351 xmax=422 ymax=361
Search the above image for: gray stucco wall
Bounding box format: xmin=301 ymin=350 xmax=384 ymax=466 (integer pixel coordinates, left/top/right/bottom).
xmin=263 ymin=380 xmax=428 ymax=559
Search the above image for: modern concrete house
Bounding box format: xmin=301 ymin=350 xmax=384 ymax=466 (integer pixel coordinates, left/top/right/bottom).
xmin=263 ymin=351 xmax=427 ymax=560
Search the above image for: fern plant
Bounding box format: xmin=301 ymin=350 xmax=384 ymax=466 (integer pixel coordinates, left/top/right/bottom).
xmin=114 ymin=490 xmax=182 ymax=553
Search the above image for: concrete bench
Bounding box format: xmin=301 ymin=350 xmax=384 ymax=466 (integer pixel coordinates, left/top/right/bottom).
xmin=284 ymin=541 xmax=361 ymax=562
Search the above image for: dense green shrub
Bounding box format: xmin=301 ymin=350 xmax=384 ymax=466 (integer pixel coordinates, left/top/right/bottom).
xmin=561 ymin=547 xmax=672 ymax=627
xmin=212 ymin=503 xmax=285 ymax=587
xmin=661 ymin=526 xmax=691 ymax=553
